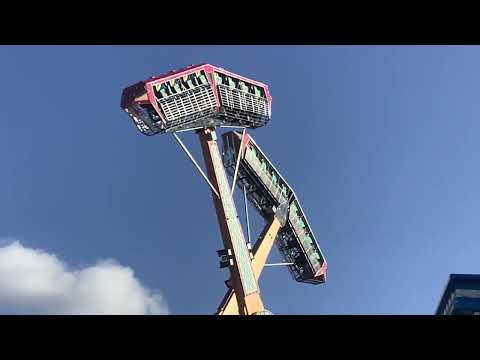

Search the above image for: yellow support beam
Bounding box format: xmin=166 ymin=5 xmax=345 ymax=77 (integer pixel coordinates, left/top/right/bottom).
xmin=217 ymin=216 xmax=283 ymax=315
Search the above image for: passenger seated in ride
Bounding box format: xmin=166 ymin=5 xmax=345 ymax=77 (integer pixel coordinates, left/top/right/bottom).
xmin=197 ymin=72 xmax=208 ymax=85
xmin=215 ymin=73 xmax=227 ymax=86
xmin=238 ymin=81 xmax=249 ymax=92
xmin=271 ymin=173 xmax=278 ymax=185
xmin=173 ymin=79 xmax=184 ymax=93
xmin=227 ymin=76 xmax=237 ymax=89
xmin=260 ymin=160 xmax=267 ymax=173
xmin=180 ymin=76 xmax=191 ymax=90
xmin=160 ymin=84 xmax=170 ymax=98
xmin=166 ymin=81 xmax=177 ymax=94
xmin=189 ymin=73 xmax=199 ymax=87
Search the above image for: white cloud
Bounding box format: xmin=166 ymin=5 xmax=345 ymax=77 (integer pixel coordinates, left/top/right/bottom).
xmin=0 ymin=241 xmax=169 ymax=315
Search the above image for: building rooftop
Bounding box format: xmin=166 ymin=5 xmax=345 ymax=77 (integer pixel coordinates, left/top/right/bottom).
xmin=436 ymin=274 xmax=480 ymax=315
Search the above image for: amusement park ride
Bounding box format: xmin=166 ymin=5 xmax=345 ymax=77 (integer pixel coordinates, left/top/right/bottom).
xmin=120 ymin=63 xmax=327 ymax=315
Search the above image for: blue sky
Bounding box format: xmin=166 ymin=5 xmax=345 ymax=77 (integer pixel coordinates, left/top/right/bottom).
xmin=1 ymin=45 xmax=479 ymax=314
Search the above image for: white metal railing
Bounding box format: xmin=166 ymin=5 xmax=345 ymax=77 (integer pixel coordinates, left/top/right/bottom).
xmin=159 ymin=85 xmax=216 ymax=122
xmin=218 ymin=85 xmax=270 ymax=117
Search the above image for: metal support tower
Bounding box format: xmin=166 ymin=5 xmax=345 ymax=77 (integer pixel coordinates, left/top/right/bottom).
xmin=216 ymin=201 xmax=288 ymax=315
xmin=197 ymin=127 xmax=265 ymax=315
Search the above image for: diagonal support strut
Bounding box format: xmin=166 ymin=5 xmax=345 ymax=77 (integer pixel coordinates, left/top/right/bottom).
xmin=172 ymin=132 xmax=220 ymax=199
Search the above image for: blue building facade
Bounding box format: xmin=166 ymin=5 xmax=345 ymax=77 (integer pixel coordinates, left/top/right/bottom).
xmin=436 ymin=274 xmax=480 ymax=315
